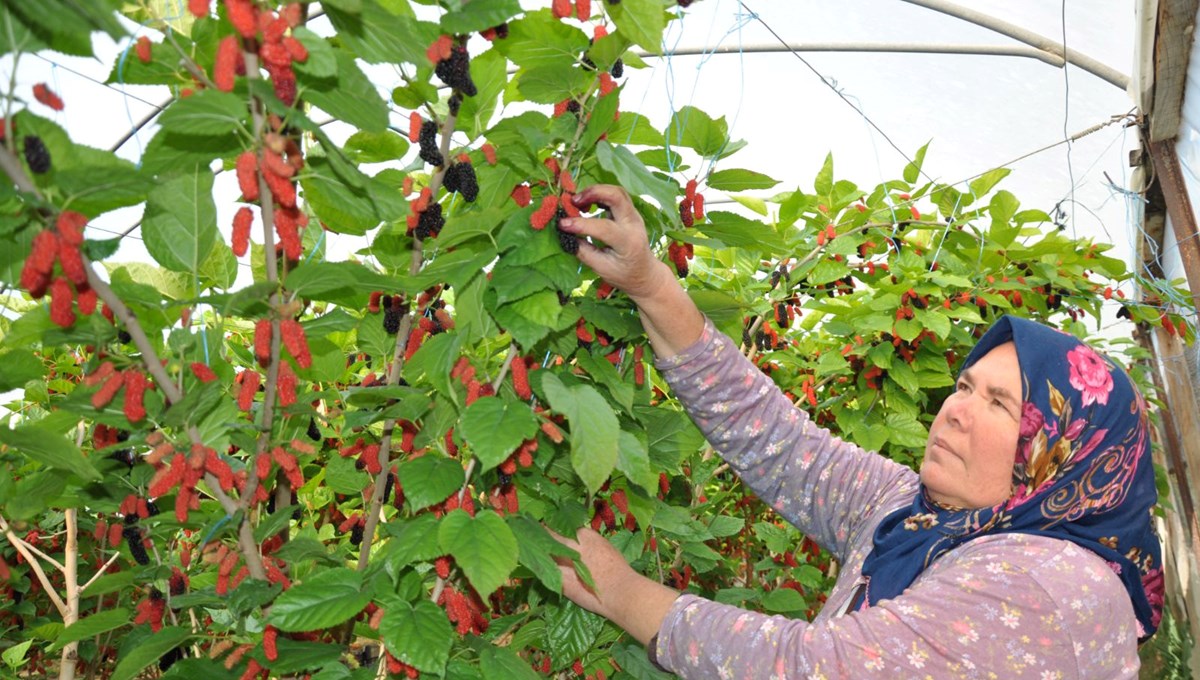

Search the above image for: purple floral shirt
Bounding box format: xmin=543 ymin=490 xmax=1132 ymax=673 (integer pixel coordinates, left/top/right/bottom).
xmin=652 ymin=318 xmax=1140 ymax=679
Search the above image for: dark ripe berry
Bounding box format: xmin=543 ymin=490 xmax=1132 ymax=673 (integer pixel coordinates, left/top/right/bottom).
xmin=110 ymin=448 xmax=135 ymax=469
xmin=581 ymin=55 xmax=596 ymax=71
xmin=146 ymin=500 xmax=159 ymax=517
xmin=565 ymin=99 xmax=581 ymax=115
xmin=383 ymin=307 xmax=403 ymax=335
xmin=122 ymin=526 xmax=149 ymax=565
xmin=611 ymin=58 xmax=624 ymax=78
xmin=418 ymin=120 xmax=444 ymax=166
xmin=557 ymin=228 xmax=579 ymax=255
xmin=448 ymin=92 xmax=463 ymax=116
xmin=443 ymin=161 xmax=479 ymax=202
xmin=306 ymin=418 xmax=321 ymax=441
xmin=350 ymin=522 xmax=364 ymax=546
xmin=495 ymin=22 xmax=509 ymax=39
xmin=158 ymin=646 xmax=185 ymax=672
xmin=23 ymin=135 xmax=50 ymax=174
xmin=123 ymin=513 xmax=140 ymax=526
xmin=678 ymin=0 xmax=694 ymax=5
xmin=498 ymin=471 xmax=512 ymax=486
xmin=382 ymin=473 xmax=395 ymax=504
xmin=435 ymin=46 xmax=477 ymax=96
xmin=416 ymin=202 xmax=445 ymax=240
xmin=118 ymin=329 xmax=132 ymax=344
xmin=1116 ymin=305 xmax=1131 ymax=320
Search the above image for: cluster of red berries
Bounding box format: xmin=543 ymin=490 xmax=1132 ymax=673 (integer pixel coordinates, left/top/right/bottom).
xmin=21 ymin=211 xmax=97 ymax=326
xmin=133 ymin=588 xmax=166 ymax=632
xmin=679 ymin=178 xmax=706 ymax=227
xmin=87 ymin=362 xmax=152 ymax=422
xmin=438 ymin=584 xmax=489 ymax=635
xmin=385 ymin=652 xmax=421 ymax=678
xmin=211 ymin=1 xmax=307 ymax=105
xmin=339 ymin=437 xmax=383 ymax=475
xmin=147 ymin=443 xmax=234 ymax=522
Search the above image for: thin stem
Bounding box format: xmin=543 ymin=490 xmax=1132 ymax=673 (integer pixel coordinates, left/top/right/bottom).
xmin=78 ymin=552 xmax=121 ymax=594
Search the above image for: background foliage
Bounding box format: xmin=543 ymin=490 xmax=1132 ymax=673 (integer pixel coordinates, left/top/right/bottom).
xmin=0 ymin=1 xmax=1192 ymax=678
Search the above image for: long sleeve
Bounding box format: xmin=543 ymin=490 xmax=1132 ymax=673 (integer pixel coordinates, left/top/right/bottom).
xmin=654 ymin=317 xmax=918 ymax=562
xmin=654 ymin=534 xmax=1140 ymax=679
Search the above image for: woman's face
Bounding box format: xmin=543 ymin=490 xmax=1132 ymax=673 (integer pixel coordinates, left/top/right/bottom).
xmin=920 ymin=342 xmax=1021 ymax=509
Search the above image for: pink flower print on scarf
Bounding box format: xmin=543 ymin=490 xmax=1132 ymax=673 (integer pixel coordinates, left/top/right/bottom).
xmin=1067 ymin=344 xmax=1113 ymax=406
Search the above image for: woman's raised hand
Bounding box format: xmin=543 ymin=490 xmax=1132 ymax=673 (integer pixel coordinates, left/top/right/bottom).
xmin=557 ymin=184 xmax=673 ymax=303
xmin=558 ymin=184 xmax=705 ymax=358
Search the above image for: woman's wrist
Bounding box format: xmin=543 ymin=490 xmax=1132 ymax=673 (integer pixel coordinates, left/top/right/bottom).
xmin=606 ymin=571 xmax=681 ymax=646
xmin=629 ymin=262 xmax=704 ymax=359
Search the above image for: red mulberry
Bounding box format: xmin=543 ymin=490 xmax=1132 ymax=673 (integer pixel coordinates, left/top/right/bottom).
xmin=254 ymin=318 xmax=272 ymax=367
xmin=237 ymin=370 xmax=260 ymax=411
xmin=511 ymin=183 xmax=532 ymax=207
xmin=49 ymin=276 xmax=76 ymax=327
xmin=263 ymin=625 xmax=279 ymax=661
xmin=510 ymin=356 xmax=531 ymax=400
xmin=283 ymin=36 xmax=308 ymax=63
xmin=58 ymin=238 xmax=87 ymax=286
xmin=190 ymin=362 xmax=217 ymax=383
xmin=280 ymin=319 xmax=311 ymax=369
xmin=263 ymin=166 xmax=296 ymax=207
xmin=123 ymin=370 xmax=148 ymax=423
xmin=188 ymin=0 xmax=209 ymax=17
xmin=232 ymin=206 xmax=252 ymax=256
xmin=225 ymin=0 xmax=258 ymax=38
xmin=235 ymin=151 xmax=259 ymax=201
xmin=56 ymin=210 xmax=87 ymax=245
xmin=481 ymin=143 xmax=497 ymax=165
xmin=214 ymin=35 xmax=241 ymax=93
xmin=277 ymin=361 xmax=298 ymax=407
xmin=135 ymin=36 xmax=152 ymax=63
xmin=552 ymin=0 xmax=571 ymax=18
xmin=33 ymin=83 xmax=64 ymax=111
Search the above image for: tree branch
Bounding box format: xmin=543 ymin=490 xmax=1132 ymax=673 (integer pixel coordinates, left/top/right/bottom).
xmin=0 ymin=514 xmax=67 ymax=618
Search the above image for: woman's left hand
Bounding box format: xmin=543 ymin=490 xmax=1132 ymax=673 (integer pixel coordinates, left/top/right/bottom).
xmin=548 ymin=526 xmax=681 ymax=646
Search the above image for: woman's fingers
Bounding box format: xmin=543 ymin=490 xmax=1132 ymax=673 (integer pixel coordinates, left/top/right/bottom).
xmin=573 ymin=184 xmax=637 ymax=224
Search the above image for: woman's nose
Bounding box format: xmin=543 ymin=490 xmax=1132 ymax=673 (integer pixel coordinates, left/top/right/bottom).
xmin=943 ymin=392 xmax=972 ymax=429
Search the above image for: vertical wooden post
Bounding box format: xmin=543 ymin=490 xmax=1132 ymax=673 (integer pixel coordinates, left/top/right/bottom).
xmin=1147 ymin=141 xmax=1200 ymax=316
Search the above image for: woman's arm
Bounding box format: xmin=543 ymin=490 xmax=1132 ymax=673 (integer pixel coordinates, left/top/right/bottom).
xmin=652 ymin=535 xmax=1138 ymax=679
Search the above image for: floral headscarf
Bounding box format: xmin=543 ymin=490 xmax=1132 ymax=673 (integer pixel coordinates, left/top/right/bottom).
xmin=859 ymin=316 xmax=1163 ymax=641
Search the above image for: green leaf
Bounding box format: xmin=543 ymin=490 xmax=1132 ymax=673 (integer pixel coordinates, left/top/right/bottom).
xmin=608 ymin=0 xmax=666 ymax=53
xmin=438 ymin=509 xmax=519 ymax=596
xmin=903 ymin=142 xmax=929 ymax=184
xmin=301 ymin=155 xmax=381 ymax=236
xmin=441 ymin=0 xmax=521 ymax=35
xmin=111 ymin=627 xmax=191 ymax=680
xmin=268 ymin=568 xmax=371 ymax=632
xmin=260 ymin=639 xmax=344 ymax=675
xmin=594 ymin=141 xmax=677 ymax=216
xmin=761 ymin=588 xmax=806 ymax=613
xmin=292 ymin=27 xmax=337 ymax=78
xmin=324 ymin=453 xmax=370 ymax=495
xmin=0 ymin=423 xmax=100 ymax=481
xmin=378 ymin=598 xmax=454 ymax=674
xmin=885 ymin=411 xmax=927 ymax=449
xmin=705 ymin=168 xmax=779 ymax=191
xmin=300 ymin=49 xmax=389 ymax=133
xmin=517 ymin=63 xmax=591 ymax=104
xmin=968 ymin=167 xmax=1011 ymax=199
xmin=403 ymin=332 xmax=461 ymax=403
xmin=478 ymin=643 xmax=542 ymax=680
xmin=665 ymin=106 xmax=728 ymax=157
xmin=157 ymin=90 xmax=248 ymax=136
xmin=506 ymin=515 xmax=579 ymax=594
xmin=383 ymin=513 xmax=443 ymax=569
xmin=141 ymin=167 xmax=218 ymax=277
xmin=988 ymin=190 xmax=1021 ymax=246
xmin=698 ymin=211 xmax=786 ymax=253
xmin=499 ymin=11 xmax=590 ymax=69
xmin=611 ymin=111 xmax=665 ymax=146
xmin=321 ymin=0 xmax=439 ymax=67
xmin=397 ymin=455 xmax=465 ymax=511
xmin=541 ymin=374 xmax=619 ymax=494
xmin=0 ymin=348 xmax=45 ymax=390
xmin=616 ymin=430 xmax=657 ymax=494
xmin=2 ymin=639 xmax=31 ymax=669
xmin=814 ymin=153 xmax=834 ymax=195
xmin=544 ymin=602 xmax=606 ymax=668
xmin=457 ymin=396 xmax=540 ymax=472
xmin=345 ymin=130 xmax=409 ymax=163
xmin=51 ymin=608 xmax=129 ymax=651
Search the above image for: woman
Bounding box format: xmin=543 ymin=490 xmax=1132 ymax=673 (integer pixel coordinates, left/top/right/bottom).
xmin=551 ymin=184 xmax=1164 ymax=678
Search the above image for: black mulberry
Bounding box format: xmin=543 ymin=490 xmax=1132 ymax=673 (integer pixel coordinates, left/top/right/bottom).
xmin=555 ymin=209 xmax=578 ymax=254
xmin=23 ymin=135 xmax=50 ymax=174
xmin=383 ymin=307 xmax=402 ymax=335
xmin=306 ymin=417 xmax=321 ymax=441
xmin=611 ymin=59 xmax=624 ymax=78
xmin=122 ymin=525 xmax=149 ymax=565
xmin=448 ymin=92 xmax=463 ymax=116
xmin=419 ymin=120 xmax=444 ymax=167
xmin=415 ymin=202 xmax=445 ymax=240
xmin=443 ymin=161 xmax=478 ymax=202
xmin=435 ymin=46 xmax=477 ymax=97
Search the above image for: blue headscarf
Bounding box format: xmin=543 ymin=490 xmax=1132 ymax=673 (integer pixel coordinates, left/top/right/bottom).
xmin=859 ymin=316 xmax=1163 ymax=641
